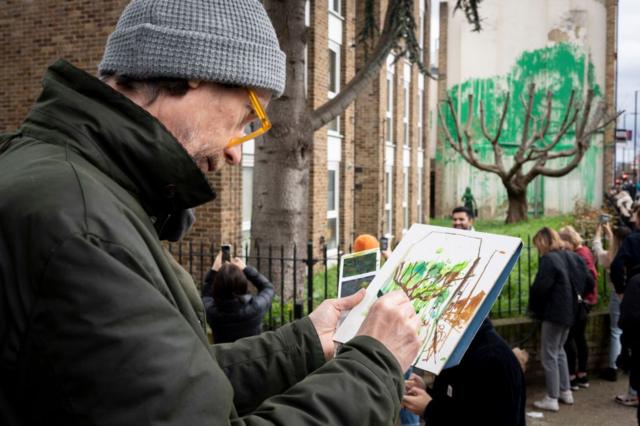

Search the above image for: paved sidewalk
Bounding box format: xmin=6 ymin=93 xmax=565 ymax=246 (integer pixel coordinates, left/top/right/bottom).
xmin=526 ymin=376 xmax=637 ymax=425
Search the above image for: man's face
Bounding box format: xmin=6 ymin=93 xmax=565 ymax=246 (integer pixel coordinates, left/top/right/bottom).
xmin=452 ymin=212 xmax=473 ymax=230
xmin=148 ymin=82 xmax=271 ymax=173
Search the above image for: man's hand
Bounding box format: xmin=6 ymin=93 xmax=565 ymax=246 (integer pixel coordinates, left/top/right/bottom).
xmin=405 ymin=372 xmax=426 ymax=392
xmin=512 ymin=347 xmax=529 ymax=373
xmin=356 ymin=291 xmax=421 ymax=371
xmin=401 ymin=386 xmax=431 ymax=415
xmin=308 ymin=289 xmax=366 ymax=360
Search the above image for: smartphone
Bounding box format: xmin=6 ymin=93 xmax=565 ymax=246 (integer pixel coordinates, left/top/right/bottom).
xmin=221 ymin=244 xmax=232 ymax=262
xmin=599 ymin=214 xmax=609 ymax=224
xmin=380 ymin=237 xmax=388 ymax=251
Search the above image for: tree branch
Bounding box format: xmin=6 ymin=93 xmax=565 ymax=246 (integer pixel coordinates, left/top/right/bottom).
xmin=515 ymin=83 xmax=537 ymax=163
xmin=438 ymin=98 xmax=501 ymax=175
xmin=478 ymin=92 xmax=509 ymax=177
xmin=524 ymin=98 xmax=617 ymax=182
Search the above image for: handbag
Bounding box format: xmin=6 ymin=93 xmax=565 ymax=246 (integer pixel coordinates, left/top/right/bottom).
xmin=576 ymin=300 xmax=589 ymax=322
xmin=564 ymin=251 xmax=589 ymax=322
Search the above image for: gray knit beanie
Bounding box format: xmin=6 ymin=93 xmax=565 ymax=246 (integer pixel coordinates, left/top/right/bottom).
xmin=99 ymin=0 xmax=286 ymax=97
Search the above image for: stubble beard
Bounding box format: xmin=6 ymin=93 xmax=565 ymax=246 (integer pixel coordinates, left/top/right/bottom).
xmin=173 ymin=124 xmax=222 ymax=173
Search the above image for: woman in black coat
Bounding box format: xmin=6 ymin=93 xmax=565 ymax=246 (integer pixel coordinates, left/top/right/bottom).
xmin=529 ymin=227 xmax=594 ymax=412
xmin=201 ymin=253 xmax=275 ymax=343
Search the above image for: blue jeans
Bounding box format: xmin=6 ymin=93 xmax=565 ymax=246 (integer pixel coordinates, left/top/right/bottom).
xmin=400 ymin=368 xmax=421 ymax=426
xmin=610 ymin=293 xmax=638 ymax=396
xmin=609 ymin=293 xmax=622 ymax=370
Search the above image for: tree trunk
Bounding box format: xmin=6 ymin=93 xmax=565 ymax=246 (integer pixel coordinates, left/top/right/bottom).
xmin=505 ymin=186 xmax=528 ymax=223
xmin=252 ymin=0 xmax=310 ymax=302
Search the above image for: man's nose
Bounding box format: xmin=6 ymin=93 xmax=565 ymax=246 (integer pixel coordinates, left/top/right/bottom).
xmin=224 ymin=144 xmax=242 ymax=165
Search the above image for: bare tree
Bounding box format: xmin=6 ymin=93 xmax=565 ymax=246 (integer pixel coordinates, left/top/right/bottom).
xmin=439 ymin=83 xmax=619 ymax=223
xmin=252 ymin=0 xmax=481 ymax=299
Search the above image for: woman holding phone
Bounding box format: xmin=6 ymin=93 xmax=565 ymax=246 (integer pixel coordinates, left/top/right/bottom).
xmin=594 ymin=221 xmax=637 ymax=406
xmin=201 ymin=250 xmax=275 ymax=343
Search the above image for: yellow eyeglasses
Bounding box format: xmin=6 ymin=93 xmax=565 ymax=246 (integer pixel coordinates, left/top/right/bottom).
xmin=226 ymin=89 xmax=272 ymax=148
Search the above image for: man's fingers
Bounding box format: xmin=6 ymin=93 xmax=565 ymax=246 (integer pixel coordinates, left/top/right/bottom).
xmin=378 ymin=289 xmax=411 ymax=305
xmin=334 ymin=288 xmax=365 ymax=310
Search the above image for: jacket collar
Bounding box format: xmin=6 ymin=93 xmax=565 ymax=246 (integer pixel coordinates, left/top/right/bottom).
xmin=20 ymin=59 xmax=216 ymax=217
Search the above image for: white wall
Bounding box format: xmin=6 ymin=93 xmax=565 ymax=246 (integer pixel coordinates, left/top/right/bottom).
xmin=439 ymin=0 xmax=607 ymax=218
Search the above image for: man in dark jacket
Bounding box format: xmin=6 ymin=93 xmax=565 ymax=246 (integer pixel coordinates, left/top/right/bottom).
xmin=611 ymin=220 xmax=640 ymax=297
xmin=0 ymin=1 xmax=422 ymax=424
xmin=619 ymin=274 xmax=640 ymax=423
xmin=401 ymin=319 xmax=526 ymax=425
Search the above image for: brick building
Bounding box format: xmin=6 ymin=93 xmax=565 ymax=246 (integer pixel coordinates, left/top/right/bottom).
xmin=0 ymin=0 xmax=433 ymax=259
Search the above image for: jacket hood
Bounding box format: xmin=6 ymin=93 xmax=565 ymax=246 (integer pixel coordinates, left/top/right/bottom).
xmin=20 ymin=59 xmax=216 ymax=216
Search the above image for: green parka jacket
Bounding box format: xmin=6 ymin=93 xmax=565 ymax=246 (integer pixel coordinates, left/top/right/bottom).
xmin=0 ymin=60 xmax=404 ymax=425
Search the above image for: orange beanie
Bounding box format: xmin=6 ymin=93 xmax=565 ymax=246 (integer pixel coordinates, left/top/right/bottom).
xmin=353 ymin=234 xmax=379 ymax=252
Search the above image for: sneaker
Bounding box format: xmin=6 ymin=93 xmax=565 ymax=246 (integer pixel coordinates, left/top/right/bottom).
xmin=576 ymin=375 xmax=590 ymax=389
xmin=615 ymin=393 xmax=639 ymax=407
xmin=534 ymin=395 xmax=560 ymax=411
xmin=570 ymin=378 xmax=580 ymax=391
xmin=600 ymin=367 xmax=618 ymax=382
xmin=559 ymin=390 xmax=574 ymax=405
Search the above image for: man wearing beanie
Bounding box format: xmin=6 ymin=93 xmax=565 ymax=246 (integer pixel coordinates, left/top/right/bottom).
xmin=0 ymin=1 xmax=421 ymax=425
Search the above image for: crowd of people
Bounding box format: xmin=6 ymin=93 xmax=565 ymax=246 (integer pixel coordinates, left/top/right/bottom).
xmin=392 ymin=205 xmax=639 ymax=424
xmin=162 ymin=199 xmax=640 ymax=425
xmin=526 ymin=211 xmax=640 ymax=423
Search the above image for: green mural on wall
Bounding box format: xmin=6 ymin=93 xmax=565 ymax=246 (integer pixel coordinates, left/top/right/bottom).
xmin=439 ymin=43 xmax=603 ymax=210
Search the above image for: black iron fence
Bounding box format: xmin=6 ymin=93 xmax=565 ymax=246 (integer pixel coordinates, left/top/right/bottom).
xmin=168 ymin=237 xmax=613 ymax=330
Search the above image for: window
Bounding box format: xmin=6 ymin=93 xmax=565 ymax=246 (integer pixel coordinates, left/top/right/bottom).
xmin=328 ymin=48 xmax=339 ymax=94
xmin=241 ymin=142 xmax=255 ymax=247
xmin=329 ymin=0 xmax=341 ymax=15
xmin=328 ymin=42 xmax=341 ymax=135
xmin=242 ymin=166 xmax=253 ymax=236
xmin=385 ymin=57 xmax=394 ymax=145
xmin=417 ymin=168 xmax=423 ymax=223
xmin=402 ymin=168 xmax=409 ymax=231
xmin=403 ymin=64 xmax=411 ymax=147
xmin=304 ymin=0 xmax=310 ymax=97
xmin=419 ymin=8 xmax=425 ymax=51
xmin=385 ymin=167 xmax=393 ymax=236
xmin=418 ymin=90 xmax=424 ymax=149
xmin=327 ymin=169 xmax=336 ymax=211
xmin=403 ymin=84 xmax=410 ymax=146
xmin=328 ymin=116 xmax=340 ymax=133
xmin=327 ymin=165 xmax=339 ymax=250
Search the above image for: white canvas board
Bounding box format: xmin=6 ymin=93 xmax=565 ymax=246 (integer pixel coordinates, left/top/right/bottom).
xmin=334 ymin=224 xmax=522 ymax=375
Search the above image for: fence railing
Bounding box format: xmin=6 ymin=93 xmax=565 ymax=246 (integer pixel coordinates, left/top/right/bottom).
xmin=168 ymin=237 xmax=612 ymax=330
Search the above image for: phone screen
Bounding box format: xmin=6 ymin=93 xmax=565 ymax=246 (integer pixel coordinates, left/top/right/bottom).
xmin=221 ymin=245 xmax=231 ymax=262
